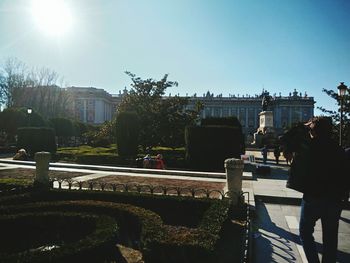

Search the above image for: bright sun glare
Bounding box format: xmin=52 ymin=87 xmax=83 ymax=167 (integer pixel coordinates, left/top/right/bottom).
xmin=31 ymin=0 xmax=73 ymax=37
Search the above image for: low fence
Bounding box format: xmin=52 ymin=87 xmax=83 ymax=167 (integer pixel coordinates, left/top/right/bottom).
xmin=50 ymin=178 xmax=231 ymax=200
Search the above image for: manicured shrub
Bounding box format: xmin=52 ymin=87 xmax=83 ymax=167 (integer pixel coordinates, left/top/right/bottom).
xmin=0 ymin=212 xmax=118 ymax=263
xmin=0 ymin=190 xmax=234 ymax=263
xmin=116 ymin=111 xmax=140 ymax=157
xmin=143 ymin=199 xmax=231 ymax=263
xmin=201 ymin=116 xmax=242 ymax=128
xmin=0 ymin=200 xmax=164 ymax=257
xmin=185 ymin=125 xmax=244 ymax=171
xmin=201 ymin=116 xmax=245 ymax=154
xmin=17 ymin=127 xmax=57 ymax=156
xmin=75 ymin=153 xmax=118 ymax=165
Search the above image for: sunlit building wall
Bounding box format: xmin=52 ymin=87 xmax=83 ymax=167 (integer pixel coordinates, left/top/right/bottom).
xmin=66 ymin=87 xmax=115 ymax=124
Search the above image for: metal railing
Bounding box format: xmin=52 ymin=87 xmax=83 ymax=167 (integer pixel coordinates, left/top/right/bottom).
xmin=51 ymin=178 xmax=231 ymax=199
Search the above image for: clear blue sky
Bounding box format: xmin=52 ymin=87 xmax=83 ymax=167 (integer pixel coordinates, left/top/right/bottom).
xmin=1 ymin=0 xmax=349 ymax=114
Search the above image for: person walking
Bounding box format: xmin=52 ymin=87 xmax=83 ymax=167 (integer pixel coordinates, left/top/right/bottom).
xmin=261 ymin=145 xmax=268 ymax=164
xmin=273 ymin=145 xmax=281 ymax=164
xmin=285 ymin=117 xmax=348 ymax=263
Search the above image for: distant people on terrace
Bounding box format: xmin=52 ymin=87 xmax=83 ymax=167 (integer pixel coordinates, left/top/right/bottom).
xmin=142 ymin=154 xmax=165 ymax=169
xmin=261 ymin=145 xmax=268 ymax=164
xmin=273 ymin=145 xmax=281 ymax=164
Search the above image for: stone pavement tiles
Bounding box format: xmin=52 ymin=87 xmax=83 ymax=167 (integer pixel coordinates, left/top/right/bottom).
xmin=253 ymin=200 xmax=350 ymax=263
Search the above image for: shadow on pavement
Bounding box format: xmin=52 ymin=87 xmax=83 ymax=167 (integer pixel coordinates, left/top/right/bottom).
xmin=254 ymin=200 xmax=350 ymax=263
xmin=253 ymin=200 xmax=301 ymax=263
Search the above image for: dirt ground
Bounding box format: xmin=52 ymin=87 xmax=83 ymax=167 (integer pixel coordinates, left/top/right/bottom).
xmin=0 ymin=167 xmax=226 ymax=198
xmin=0 ymin=168 xmax=88 ymax=180
xmin=87 ymin=175 xmax=226 ymax=198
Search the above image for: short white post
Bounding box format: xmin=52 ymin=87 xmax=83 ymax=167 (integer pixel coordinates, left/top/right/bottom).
xmin=225 ymin=158 xmax=244 ymax=205
xmin=34 ymin=152 xmax=51 ymax=189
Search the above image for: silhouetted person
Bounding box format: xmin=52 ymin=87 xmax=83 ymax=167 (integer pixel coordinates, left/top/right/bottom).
xmin=273 ymin=145 xmax=281 ymax=164
xmin=261 ymin=145 xmax=268 ymax=164
xmin=286 ymin=117 xmax=348 ymax=263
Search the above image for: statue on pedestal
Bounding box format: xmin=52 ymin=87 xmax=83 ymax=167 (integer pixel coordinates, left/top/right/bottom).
xmin=252 ymin=93 xmax=276 ymax=147
xmin=261 ymin=94 xmax=271 ymax=111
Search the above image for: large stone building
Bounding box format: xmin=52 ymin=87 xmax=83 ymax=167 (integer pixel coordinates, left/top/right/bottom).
xmin=186 ymin=89 xmax=315 ymax=135
xmin=66 ymin=87 xmax=115 ymax=124
xmin=67 ymin=87 xmax=315 ymax=135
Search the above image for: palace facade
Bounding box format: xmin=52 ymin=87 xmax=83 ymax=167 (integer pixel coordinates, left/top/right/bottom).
xmin=66 ymin=87 xmax=315 ymax=135
xmin=66 ymin=87 xmax=115 ymax=124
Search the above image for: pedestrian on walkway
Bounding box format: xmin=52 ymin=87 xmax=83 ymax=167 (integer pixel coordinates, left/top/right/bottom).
xmin=261 ymin=145 xmax=268 ymax=164
xmin=284 ymin=117 xmax=348 ymax=263
xmin=155 ymin=154 xmax=165 ymax=169
xmin=273 ymin=145 xmax=281 ymax=164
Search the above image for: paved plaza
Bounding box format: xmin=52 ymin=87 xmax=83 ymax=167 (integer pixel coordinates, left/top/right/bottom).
xmin=0 ymin=153 xmax=349 ymax=262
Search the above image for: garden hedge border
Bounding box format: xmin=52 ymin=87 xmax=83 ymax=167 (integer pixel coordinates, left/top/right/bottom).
xmin=0 ymin=200 xmax=164 ymax=251
xmin=0 ymin=190 xmax=232 ymax=262
xmin=0 ymin=189 xmax=212 ymax=227
xmin=0 ymin=211 xmax=118 ymax=263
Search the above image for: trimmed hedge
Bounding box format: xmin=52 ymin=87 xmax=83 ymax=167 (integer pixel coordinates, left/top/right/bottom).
xmin=0 ymin=211 xmax=118 ymax=263
xmin=0 ymin=189 xmax=212 ymax=227
xmin=17 ymin=127 xmax=56 ymax=156
xmin=185 ymin=125 xmax=244 ymax=171
xmin=0 ymin=190 xmax=232 ymax=262
xmin=201 ymin=116 xmax=242 ymax=128
xmin=145 ymin=199 xmax=231 ymax=263
xmin=116 ymin=111 xmax=140 ymax=157
xmin=0 ymin=200 xmax=164 ymax=258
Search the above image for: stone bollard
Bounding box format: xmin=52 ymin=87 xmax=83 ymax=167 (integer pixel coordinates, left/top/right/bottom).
xmin=34 ymin=152 xmax=51 ymax=190
xmin=225 ymin=158 xmax=244 ymax=205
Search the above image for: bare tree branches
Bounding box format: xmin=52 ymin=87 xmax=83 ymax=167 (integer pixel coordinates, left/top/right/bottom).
xmin=0 ymin=57 xmax=72 ymax=119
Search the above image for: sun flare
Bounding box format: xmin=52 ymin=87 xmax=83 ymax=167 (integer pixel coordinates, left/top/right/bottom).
xmin=31 ymin=0 xmax=73 ymax=37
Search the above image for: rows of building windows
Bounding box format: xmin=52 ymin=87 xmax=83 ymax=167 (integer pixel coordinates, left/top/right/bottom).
xmin=66 ymin=87 xmax=315 ymax=134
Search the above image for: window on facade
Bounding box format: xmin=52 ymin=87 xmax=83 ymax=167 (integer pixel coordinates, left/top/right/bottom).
xmin=239 ymin=108 xmax=246 ymax=126
xmin=205 ymin=108 xmax=211 ymax=118
xmin=281 ymin=107 xmax=289 ymax=127
xmin=214 ymin=108 xmax=221 ymax=117
xmin=302 ymin=107 xmax=310 ymax=121
xmin=248 ymin=108 xmax=255 ymax=127
xmin=222 ymin=107 xmax=229 ymax=117
xmin=291 ymin=107 xmax=300 ymax=124
xmin=231 ymin=107 xmax=237 ymax=116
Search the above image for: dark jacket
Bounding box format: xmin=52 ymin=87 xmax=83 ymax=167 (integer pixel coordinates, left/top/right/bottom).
xmin=287 ymin=137 xmax=349 ymax=200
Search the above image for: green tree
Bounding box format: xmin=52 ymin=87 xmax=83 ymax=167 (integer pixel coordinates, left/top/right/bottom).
xmin=117 ymin=72 xmax=201 ymax=150
xmin=88 ymin=120 xmax=116 ymax=147
xmin=0 ymin=57 xmax=71 ymax=119
xmin=318 ymin=86 xmax=350 ymax=146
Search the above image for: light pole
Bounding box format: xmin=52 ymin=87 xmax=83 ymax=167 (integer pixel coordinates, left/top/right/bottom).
xmin=27 ymin=107 xmax=32 ymax=126
xmin=337 ymin=82 xmax=347 ymax=147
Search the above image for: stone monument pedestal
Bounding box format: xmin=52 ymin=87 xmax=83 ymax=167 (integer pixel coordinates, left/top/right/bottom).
xmin=34 ymin=152 xmax=51 ymax=190
xmin=253 ymin=111 xmax=276 ymax=147
xmin=224 ymin=158 xmax=244 ymax=205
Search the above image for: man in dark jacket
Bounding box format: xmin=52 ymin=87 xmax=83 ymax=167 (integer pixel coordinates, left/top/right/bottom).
xmin=293 ymin=117 xmax=349 ymax=263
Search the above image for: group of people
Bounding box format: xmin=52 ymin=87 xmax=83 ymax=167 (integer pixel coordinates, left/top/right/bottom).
xmin=260 ymin=144 xmax=282 ymax=164
xmin=143 ymin=154 xmax=166 ymax=169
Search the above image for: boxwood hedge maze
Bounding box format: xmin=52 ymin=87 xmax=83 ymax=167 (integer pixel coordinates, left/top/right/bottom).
xmin=0 ymin=180 xmax=249 ymax=262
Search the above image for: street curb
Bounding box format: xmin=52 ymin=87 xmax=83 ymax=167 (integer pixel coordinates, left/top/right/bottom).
xmin=0 ymin=159 xmax=254 ymax=180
